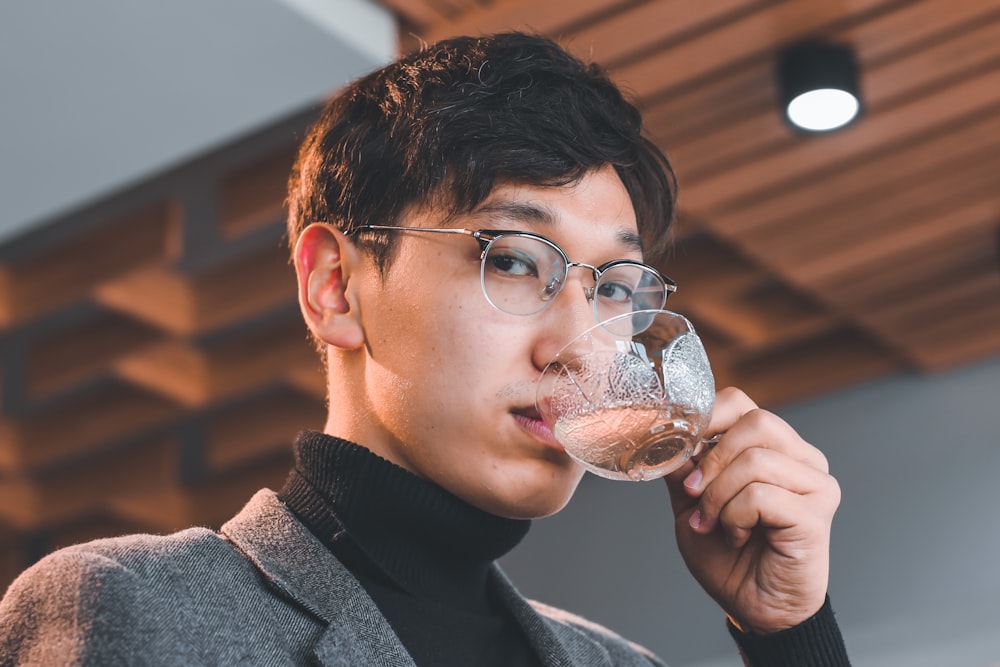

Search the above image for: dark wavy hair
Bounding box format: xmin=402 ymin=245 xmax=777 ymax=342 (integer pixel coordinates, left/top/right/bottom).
xmin=287 ymin=32 xmax=677 ymax=271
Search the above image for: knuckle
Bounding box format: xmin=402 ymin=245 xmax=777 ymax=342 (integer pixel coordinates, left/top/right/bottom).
xmin=717 ymin=386 xmax=756 ymax=409
xmin=716 ymin=386 xmax=744 ymax=401
xmin=824 ymin=474 xmax=842 ymax=507
xmin=742 ymin=407 xmax=774 ymax=431
xmin=744 ymin=481 xmax=770 ymax=504
xmin=816 ymin=451 xmax=831 ymax=474
xmin=739 ymin=444 xmax=771 ymax=468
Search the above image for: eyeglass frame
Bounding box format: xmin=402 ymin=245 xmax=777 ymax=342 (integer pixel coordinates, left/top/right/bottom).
xmin=350 ymin=224 xmax=678 ymax=319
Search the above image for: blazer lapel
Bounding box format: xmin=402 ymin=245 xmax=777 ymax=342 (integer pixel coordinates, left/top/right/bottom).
xmin=490 ymin=566 xmax=613 ymax=667
xmin=221 ymin=489 xmax=415 ymax=667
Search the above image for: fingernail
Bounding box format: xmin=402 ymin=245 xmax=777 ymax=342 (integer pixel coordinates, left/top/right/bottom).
xmin=689 ymin=509 xmax=701 ymax=530
xmin=684 ymin=469 xmax=702 ymax=490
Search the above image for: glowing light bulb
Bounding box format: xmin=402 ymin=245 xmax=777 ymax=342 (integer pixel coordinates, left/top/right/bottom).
xmin=786 ymin=88 xmax=860 ymax=132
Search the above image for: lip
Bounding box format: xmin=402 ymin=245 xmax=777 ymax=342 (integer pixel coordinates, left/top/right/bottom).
xmin=512 ymin=407 xmax=564 ymax=451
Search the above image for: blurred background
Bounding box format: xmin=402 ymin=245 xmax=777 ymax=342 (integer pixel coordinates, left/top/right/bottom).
xmin=1 ymin=1 xmax=998 ymax=665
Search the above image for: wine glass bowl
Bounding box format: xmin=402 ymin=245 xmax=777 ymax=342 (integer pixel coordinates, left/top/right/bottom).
xmin=535 ymin=309 xmax=715 ymax=481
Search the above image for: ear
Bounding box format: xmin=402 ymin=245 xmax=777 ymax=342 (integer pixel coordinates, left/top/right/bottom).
xmin=293 ymin=223 xmax=366 ymax=350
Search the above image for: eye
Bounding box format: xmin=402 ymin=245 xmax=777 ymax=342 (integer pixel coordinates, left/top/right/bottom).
xmin=596 ymin=279 xmax=634 ymax=303
xmin=486 ymin=248 xmax=538 ymax=278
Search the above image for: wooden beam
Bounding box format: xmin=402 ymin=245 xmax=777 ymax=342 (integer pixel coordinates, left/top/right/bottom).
xmin=108 ymin=454 xmax=290 ymax=533
xmin=425 ymin=0 xmax=627 ymax=42
xmin=663 ymin=14 xmax=1000 ymax=182
xmin=609 ymin=0 xmax=899 ymax=101
xmin=736 ymin=140 xmax=1000 ymax=265
xmin=788 ymin=194 xmax=999 ymax=286
xmin=190 ymin=246 xmax=297 ymax=333
xmin=24 ymin=310 xmax=165 ymax=401
xmin=114 ymin=316 xmax=315 ymax=408
xmin=205 ymin=389 xmax=325 ymax=471
xmin=218 ymin=146 xmax=296 ymax=238
xmin=94 ymin=265 xmax=195 ymax=335
xmin=0 ymin=202 xmax=180 ymax=327
xmin=684 ymin=66 xmax=1000 ymax=217
xmin=0 ymin=438 xmax=177 ymax=530
xmin=701 ymin=104 xmax=1000 ymax=238
xmin=563 ymin=0 xmax=774 ymax=67
xmin=96 ymin=244 xmax=296 ymax=337
xmin=0 ymin=382 xmax=182 ymax=474
xmin=379 ymin=0 xmax=454 ymax=30
xmin=728 ymin=328 xmax=902 ymax=408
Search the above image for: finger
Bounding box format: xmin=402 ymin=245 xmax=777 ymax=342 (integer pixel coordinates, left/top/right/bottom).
xmin=665 ymin=387 xmax=756 ymax=511
xmin=664 ymin=458 xmax=699 ymax=516
xmin=705 ymin=386 xmax=758 ymax=436
xmin=714 ymin=483 xmax=835 ymax=551
xmin=689 ymin=448 xmax=839 ymax=534
xmin=715 ymin=393 xmax=828 ymax=470
xmin=686 ymin=408 xmax=830 ymax=499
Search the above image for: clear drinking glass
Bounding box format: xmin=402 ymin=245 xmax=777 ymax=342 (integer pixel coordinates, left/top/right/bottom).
xmin=535 ymin=309 xmax=715 ymax=481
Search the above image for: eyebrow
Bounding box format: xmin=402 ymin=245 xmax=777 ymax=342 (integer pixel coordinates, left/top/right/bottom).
xmin=472 ymin=200 xmax=645 ymax=254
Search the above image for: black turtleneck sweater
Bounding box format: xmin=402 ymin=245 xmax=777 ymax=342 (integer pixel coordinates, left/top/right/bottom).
xmin=278 ymin=431 xmax=542 ymax=667
xmin=278 ymin=431 xmax=850 ymax=667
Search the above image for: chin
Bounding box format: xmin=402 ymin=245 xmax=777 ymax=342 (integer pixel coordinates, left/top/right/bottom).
xmin=479 ymin=466 xmax=585 ymax=520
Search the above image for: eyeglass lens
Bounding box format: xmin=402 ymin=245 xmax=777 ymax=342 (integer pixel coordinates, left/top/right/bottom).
xmin=480 ymin=234 xmax=666 ymax=324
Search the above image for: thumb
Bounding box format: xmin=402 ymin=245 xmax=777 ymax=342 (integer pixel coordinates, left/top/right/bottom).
xmin=663 ymin=459 xmax=698 ymax=520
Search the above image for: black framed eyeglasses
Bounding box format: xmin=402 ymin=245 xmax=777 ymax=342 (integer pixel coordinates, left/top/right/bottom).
xmin=353 ymin=225 xmax=677 ymax=325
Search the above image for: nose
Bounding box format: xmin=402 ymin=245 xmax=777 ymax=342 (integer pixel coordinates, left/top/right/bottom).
xmin=531 ymin=268 xmax=599 ymax=373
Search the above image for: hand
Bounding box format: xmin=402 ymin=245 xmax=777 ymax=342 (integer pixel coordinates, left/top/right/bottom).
xmin=664 ymin=387 xmax=841 ymax=634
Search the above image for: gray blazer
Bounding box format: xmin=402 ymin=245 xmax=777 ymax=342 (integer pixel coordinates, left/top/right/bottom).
xmin=0 ymin=490 xmax=664 ymax=666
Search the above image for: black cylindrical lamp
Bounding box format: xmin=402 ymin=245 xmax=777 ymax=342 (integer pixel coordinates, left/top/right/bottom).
xmin=777 ymin=41 xmax=862 ymax=133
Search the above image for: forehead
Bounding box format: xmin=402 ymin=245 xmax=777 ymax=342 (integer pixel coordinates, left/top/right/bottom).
xmin=468 ymin=167 xmax=644 ymax=257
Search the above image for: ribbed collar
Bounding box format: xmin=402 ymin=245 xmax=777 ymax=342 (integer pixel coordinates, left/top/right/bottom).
xmin=278 ymin=431 xmax=531 ymax=610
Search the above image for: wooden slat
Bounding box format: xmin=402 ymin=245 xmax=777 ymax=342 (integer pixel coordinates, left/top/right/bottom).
xmin=113 ymin=341 xmax=208 ymax=406
xmin=425 ymin=0 xmax=628 ymax=42
xmin=904 ymin=301 xmax=1000 ymax=371
xmin=0 ymin=202 xmax=180 ymax=327
xmin=95 ymin=265 xmax=195 ymax=334
xmin=0 ymin=383 xmax=182 ymax=474
xmin=96 ymin=245 xmax=296 ymax=337
xmin=0 ymin=438 xmax=177 ymax=529
xmin=874 ymin=271 xmax=1000 ymax=335
xmin=685 ymin=66 xmax=1000 ymax=217
xmin=379 ymin=0 xmax=453 ymax=28
xmin=286 ymin=361 xmax=327 ymax=400
xmin=205 ymin=389 xmax=325 ymax=471
xmin=0 ymin=527 xmax=29 ymax=597
xmin=190 ymin=246 xmax=297 ymax=333
xmin=665 ymin=12 xmax=1000 ymax=181
xmin=24 ymin=310 xmax=165 ymax=401
xmin=646 ymin=0 xmax=1000 ymax=141
xmin=729 ymin=329 xmax=903 ymax=407
xmin=108 ymin=454 xmax=290 ymax=533
xmin=788 ymin=191 xmax=999 ymax=286
xmin=609 ymin=0 xmax=899 ymax=101
xmin=828 ymin=227 xmax=997 ymax=312
xmin=563 ymin=0 xmax=775 ymax=66
xmin=700 ymin=103 xmax=1000 ymax=238
xmin=739 ymin=139 xmax=1000 ymax=264
xmin=219 ymin=146 xmax=296 ymax=238
xmin=849 ymin=0 xmax=1000 ymax=64
xmin=115 ymin=317 xmax=315 ymax=407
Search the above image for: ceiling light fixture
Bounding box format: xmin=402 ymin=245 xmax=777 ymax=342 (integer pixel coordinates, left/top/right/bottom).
xmin=777 ymin=41 xmax=862 ymax=133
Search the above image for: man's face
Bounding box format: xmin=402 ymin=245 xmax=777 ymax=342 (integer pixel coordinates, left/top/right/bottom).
xmin=348 ymin=166 xmax=645 ymax=519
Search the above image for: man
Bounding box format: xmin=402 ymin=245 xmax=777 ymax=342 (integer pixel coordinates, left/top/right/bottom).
xmin=0 ymin=32 xmax=848 ymax=665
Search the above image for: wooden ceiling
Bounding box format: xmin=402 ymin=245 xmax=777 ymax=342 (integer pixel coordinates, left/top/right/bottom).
xmin=379 ymin=0 xmax=1000 ymax=386
xmin=2 ymin=0 xmax=999 ymax=590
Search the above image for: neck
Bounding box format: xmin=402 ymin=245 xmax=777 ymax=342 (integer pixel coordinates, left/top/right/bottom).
xmin=279 ymin=431 xmax=531 ymax=608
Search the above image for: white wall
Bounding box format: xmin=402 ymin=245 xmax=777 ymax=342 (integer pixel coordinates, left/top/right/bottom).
xmin=0 ymin=0 xmax=394 ymax=243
